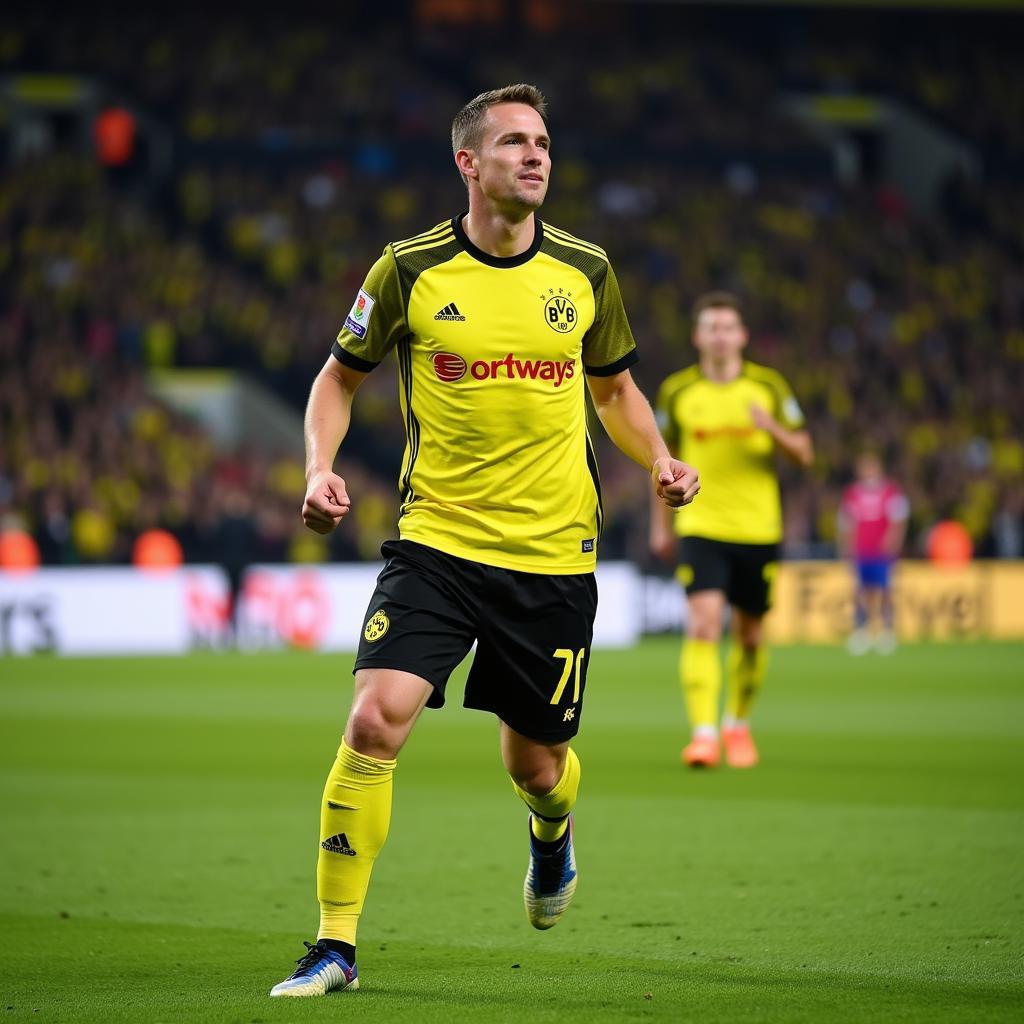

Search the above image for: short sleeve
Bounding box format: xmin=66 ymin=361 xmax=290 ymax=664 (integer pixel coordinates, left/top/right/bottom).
xmin=886 ymin=491 xmax=910 ymax=522
xmin=582 ymin=262 xmax=639 ymax=376
xmin=771 ymin=372 xmax=805 ymax=429
xmin=332 ymin=246 xmax=408 ymax=372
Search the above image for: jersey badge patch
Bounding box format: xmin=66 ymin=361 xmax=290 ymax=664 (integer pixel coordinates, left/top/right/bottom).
xmin=540 ymin=288 xmax=578 ymax=333
xmin=364 ymin=608 xmax=389 ymax=642
xmin=344 ymin=289 xmax=375 ymax=338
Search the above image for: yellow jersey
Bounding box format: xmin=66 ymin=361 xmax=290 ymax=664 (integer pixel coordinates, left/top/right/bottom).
xmin=333 ymin=215 xmax=638 ymax=574
xmin=655 ymin=361 xmax=804 ymax=544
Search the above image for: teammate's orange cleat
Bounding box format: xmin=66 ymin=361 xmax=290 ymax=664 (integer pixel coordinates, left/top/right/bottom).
xmin=682 ymin=734 xmax=720 ymax=768
xmin=722 ymin=724 xmax=759 ymax=768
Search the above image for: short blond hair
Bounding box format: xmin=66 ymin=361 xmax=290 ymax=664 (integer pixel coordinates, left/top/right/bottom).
xmin=451 ymin=83 xmax=548 ymax=159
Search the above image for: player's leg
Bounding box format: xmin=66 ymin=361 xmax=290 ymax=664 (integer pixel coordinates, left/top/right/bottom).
xmin=271 ymin=669 xmax=430 ymax=998
xmin=721 ymin=543 xmax=777 ymax=768
xmin=502 ymin=726 xmax=580 ymax=928
xmin=722 ymin=609 xmax=766 ymax=768
xmin=678 ymin=537 xmax=729 ymax=767
xmin=681 ymin=589 xmax=726 ymax=766
xmin=464 ymin=565 xmax=593 ymax=928
xmin=316 ymin=669 xmax=432 ymax=947
xmin=875 ymin=560 xmax=897 ymax=652
xmin=272 ymin=540 xmax=476 ymax=997
xmin=848 ymin=561 xmax=872 ymax=655
xmin=503 ymin=726 xmax=573 ymax=841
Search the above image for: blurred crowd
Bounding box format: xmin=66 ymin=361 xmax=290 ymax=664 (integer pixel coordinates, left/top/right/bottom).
xmin=1 ymin=3 xmax=1022 ymax=566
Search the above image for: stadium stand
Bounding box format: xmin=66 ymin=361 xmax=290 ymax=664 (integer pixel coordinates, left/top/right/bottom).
xmin=1 ymin=3 xmax=1021 ymax=564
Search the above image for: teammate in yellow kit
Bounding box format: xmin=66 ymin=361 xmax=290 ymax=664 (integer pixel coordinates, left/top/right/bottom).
xmin=651 ymin=292 xmax=812 ymax=769
xmin=270 ymin=84 xmax=700 ymax=997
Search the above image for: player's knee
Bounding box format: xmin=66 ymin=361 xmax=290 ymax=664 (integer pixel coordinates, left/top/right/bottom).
xmin=346 ymin=701 xmax=406 ymax=759
xmin=687 ymin=620 xmax=721 ymax=642
xmin=510 ymin=761 xmax=563 ymax=796
xmin=737 ymin=623 xmax=763 ymax=650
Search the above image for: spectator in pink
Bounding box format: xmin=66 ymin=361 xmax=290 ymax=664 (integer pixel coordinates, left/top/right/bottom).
xmin=838 ymin=452 xmax=909 ymax=655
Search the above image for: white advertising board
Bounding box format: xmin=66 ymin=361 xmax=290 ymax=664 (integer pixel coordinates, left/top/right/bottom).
xmin=236 ymin=562 xmax=642 ymax=651
xmin=0 ymin=567 xmax=229 ymax=655
xmin=0 ymin=561 xmax=643 ymax=656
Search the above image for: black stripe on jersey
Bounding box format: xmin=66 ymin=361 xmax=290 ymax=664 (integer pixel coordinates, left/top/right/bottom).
xmin=397 ymin=339 xmax=421 ymax=509
xmin=585 ymin=430 xmax=604 ymax=539
xmin=394 ymin=240 xmax=464 ymax=305
xmin=543 ymin=224 xmax=607 ymax=259
xmin=392 ymin=230 xmax=455 ymax=257
xmin=584 ymin=349 xmax=639 ymax=377
xmin=392 ymin=223 xmax=454 ymax=254
xmin=331 ymin=341 xmax=380 ymax=372
xmin=539 ymin=235 xmax=609 ymax=295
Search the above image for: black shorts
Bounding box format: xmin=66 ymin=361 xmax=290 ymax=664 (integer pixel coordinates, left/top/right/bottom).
xmin=354 ymin=540 xmax=598 ymax=743
xmin=678 ymin=536 xmax=780 ymax=615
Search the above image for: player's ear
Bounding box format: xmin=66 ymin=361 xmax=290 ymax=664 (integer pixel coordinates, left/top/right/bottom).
xmin=455 ymin=148 xmax=478 ymax=181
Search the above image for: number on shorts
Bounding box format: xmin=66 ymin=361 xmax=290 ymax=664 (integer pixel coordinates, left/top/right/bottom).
xmin=550 ymin=647 xmax=586 ymax=705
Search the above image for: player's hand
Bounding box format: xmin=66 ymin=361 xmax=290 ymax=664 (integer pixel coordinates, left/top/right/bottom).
xmin=302 ymin=471 xmax=351 ymax=535
xmin=652 ymin=456 xmax=699 ymax=509
xmin=750 ymin=403 xmax=777 ymax=432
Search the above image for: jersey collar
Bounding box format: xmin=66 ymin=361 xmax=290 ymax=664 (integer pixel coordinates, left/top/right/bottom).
xmin=452 ymin=213 xmax=544 ymax=268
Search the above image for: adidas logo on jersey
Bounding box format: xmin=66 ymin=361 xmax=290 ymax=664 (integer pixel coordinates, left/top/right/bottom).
xmin=321 ymin=833 xmax=357 ymax=856
xmin=434 ymin=302 xmax=466 ymax=322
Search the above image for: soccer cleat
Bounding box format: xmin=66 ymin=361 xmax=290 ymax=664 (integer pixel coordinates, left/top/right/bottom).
xmin=269 ymin=940 xmax=359 ymax=998
xmin=524 ymin=815 xmax=577 ymax=930
xmin=722 ymin=724 xmax=759 ymax=768
xmin=846 ymin=628 xmax=871 ymax=656
xmin=875 ymin=630 xmax=898 ymax=655
xmin=682 ymin=734 xmax=720 ymax=768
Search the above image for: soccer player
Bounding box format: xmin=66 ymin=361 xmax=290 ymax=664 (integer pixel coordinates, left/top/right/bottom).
xmin=838 ymin=452 xmax=908 ymax=655
xmin=650 ymin=292 xmax=812 ymax=769
xmin=270 ymin=84 xmax=700 ymax=998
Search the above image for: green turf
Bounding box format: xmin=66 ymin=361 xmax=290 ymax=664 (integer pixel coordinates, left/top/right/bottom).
xmin=1 ymin=639 xmax=1022 ymax=1022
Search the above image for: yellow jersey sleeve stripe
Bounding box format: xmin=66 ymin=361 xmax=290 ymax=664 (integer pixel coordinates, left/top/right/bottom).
xmin=543 ymin=224 xmax=608 ymax=260
xmin=391 ymin=220 xmax=454 ymax=254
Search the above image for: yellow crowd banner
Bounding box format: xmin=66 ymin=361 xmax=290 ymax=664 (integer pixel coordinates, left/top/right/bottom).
xmin=765 ymin=560 xmax=1024 ymax=644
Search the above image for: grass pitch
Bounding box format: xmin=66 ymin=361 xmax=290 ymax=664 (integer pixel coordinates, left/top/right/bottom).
xmin=1 ymin=639 xmax=1022 ymax=1022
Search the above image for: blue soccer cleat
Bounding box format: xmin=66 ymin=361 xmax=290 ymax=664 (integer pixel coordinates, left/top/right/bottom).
xmin=523 ymin=814 xmax=577 ymax=930
xmin=269 ymin=940 xmax=359 ymax=998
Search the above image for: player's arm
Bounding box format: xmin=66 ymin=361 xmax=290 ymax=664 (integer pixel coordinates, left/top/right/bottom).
xmin=302 ymin=357 xmax=368 ymax=535
xmin=883 ymin=493 xmax=910 ymax=557
xmin=302 ymin=245 xmax=407 ymax=534
xmin=749 ymin=404 xmax=814 ymax=467
xmin=587 ymin=369 xmax=699 ymax=509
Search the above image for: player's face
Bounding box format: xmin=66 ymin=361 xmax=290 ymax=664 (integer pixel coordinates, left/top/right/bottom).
xmin=857 ymin=454 xmax=883 ymax=482
xmin=466 ymin=103 xmax=551 ymax=213
xmin=693 ymin=308 xmax=747 ymax=362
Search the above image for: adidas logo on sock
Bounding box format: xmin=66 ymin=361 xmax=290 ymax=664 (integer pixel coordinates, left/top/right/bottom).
xmin=434 ymin=302 xmax=466 ymax=321
xmin=321 ymin=833 xmax=357 ymax=856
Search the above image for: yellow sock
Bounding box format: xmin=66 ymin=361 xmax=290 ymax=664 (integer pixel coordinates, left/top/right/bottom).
xmin=316 ymin=740 xmax=396 ymax=946
xmin=680 ymin=638 xmax=721 ymax=731
xmin=725 ymin=644 xmax=768 ymax=722
xmin=511 ymin=747 xmax=580 ymax=842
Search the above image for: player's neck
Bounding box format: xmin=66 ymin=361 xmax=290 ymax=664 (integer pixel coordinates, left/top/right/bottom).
xmin=461 ymin=207 xmax=537 ymax=258
xmin=700 ymin=355 xmax=743 ymax=383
